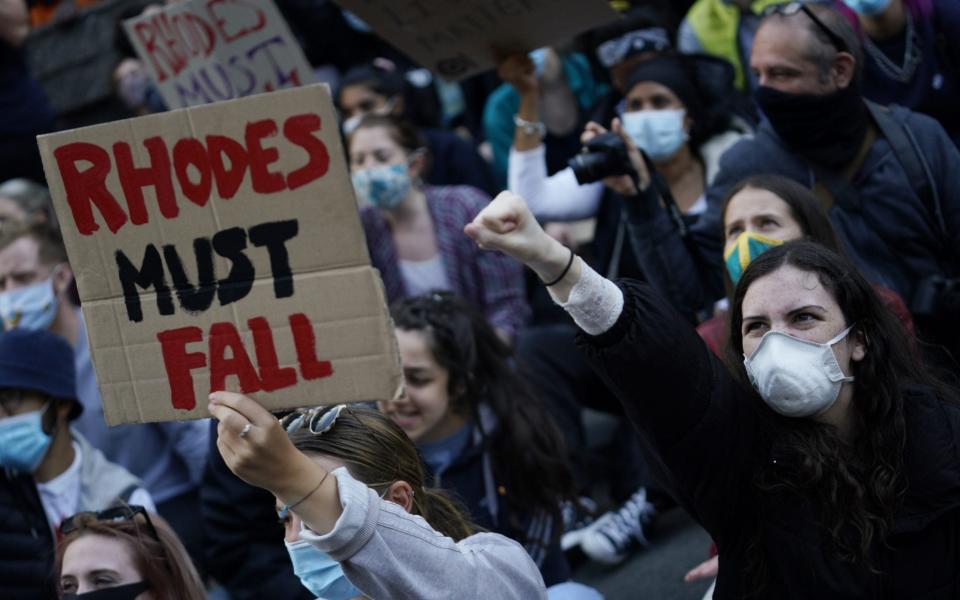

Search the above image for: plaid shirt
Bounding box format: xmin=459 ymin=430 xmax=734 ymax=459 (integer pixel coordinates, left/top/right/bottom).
xmin=361 ymin=185 xmax=530 ymax=336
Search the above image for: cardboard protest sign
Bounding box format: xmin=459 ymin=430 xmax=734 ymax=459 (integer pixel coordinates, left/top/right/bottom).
xmin=332 ymin=0 xmax=620 ymax=80
xmin=37 ymin=84 xmax=402 ymax=425
xmin=123 ymin=0 xmax=314 ymax=109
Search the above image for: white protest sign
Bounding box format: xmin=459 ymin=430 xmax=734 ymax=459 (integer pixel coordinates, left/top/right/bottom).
xmin=124 ymin=0 xmax=315 ymax=109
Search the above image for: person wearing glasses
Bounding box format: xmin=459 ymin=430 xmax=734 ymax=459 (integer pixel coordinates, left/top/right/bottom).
xmin=835 ymin=0 xmax=960 ymax=145
xmin=57 ymin=505 xmax=204 ymax=600
xmin=463 ymin=189 xmax=960 ymax=599
xmin=0 ymin=329 xmax=154 ymax=599
xmin=678 ymin=0 xmax=794 ymax=96
xmin=209 ymin=396 xmax=549 ymax=599
xmin=622 ymin=2 xmax=960 ymax=366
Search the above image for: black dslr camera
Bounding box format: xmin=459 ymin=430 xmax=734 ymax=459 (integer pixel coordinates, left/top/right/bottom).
xmin=568 ymin=132 xmax=634 ymax=185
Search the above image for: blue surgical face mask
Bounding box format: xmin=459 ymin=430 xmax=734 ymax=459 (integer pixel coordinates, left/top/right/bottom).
xmin=621 ymin=108 xmax=688 ymax=161
xmin=842 ymin=0 xmax=892 ymax=17
xmin=285 ymin=539 xmax=363 ymax=600
xmin=0 ymin=271 xmax=60 ymax=331
xmin=0 ymin=403 xmax=53 ymax=473
xmin=351 ymin=163 xmax=412 ymax=211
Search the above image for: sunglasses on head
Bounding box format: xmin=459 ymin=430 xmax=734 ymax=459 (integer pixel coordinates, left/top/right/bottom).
xmin=60 ymin=505 xmax=159 ymax=541
xmin=280 ymin=403 xmax=350 ymax=436
xmin=764 ymin=2 xmax=848 ymax=54
xmin=595 ymin=27 xmax=671 ymax=68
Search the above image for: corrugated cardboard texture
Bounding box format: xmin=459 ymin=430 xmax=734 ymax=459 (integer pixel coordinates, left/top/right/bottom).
xmin=37 ymin=84 xmax=402 ymax=425
xmin=332 ymin=0 xmax=620 ymax=80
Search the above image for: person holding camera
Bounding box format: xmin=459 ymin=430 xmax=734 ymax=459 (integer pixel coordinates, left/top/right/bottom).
xmin=509 ymin=53 xmax=746 ymax=271
xmin=513 ymin=53 xmax=747 ymax=566
xmin=626 ymin=4 xmax=960 ymax=366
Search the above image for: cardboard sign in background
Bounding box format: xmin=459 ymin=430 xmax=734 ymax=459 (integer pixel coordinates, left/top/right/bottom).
xmin=332 ymin=0 xmax=620 ymax=80
xmin=124 ymin=0 xmax=315 ymax=109
xmin=38 ymin=85 xmax=401 ymax=425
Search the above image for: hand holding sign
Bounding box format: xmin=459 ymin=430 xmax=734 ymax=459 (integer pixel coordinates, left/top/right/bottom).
xmin=209 ymin=391 xmax=305 ymax=492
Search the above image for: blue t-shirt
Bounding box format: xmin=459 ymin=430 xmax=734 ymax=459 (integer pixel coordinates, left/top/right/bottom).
xmin=417 ymin=423 xmax=472 ymax=477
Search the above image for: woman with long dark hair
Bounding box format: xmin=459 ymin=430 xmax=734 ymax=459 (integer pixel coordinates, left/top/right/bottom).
xmin=465 ymin=190 xmax=960 ymax=598
xmin=384 ymin=292 xmax=579 ymax=588
xmin=695 ymin=174 xmax=913 ymax=355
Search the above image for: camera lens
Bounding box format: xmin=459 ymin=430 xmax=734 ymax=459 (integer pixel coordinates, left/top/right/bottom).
xmin=569 ymin=152 xmax=612 ymax=185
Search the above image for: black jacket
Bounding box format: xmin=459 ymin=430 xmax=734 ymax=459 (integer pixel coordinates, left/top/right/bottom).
xmin=200 ymin=421 xmax=313 ymax=600
xmin=577 ymin=280 xmax=960 ymax=599
xmin=0 ymin=470 xmax=57 ymax=599
xmin=427 ymin=423 xmax=571 ymax=587
xmin=622 ymin=104 xmax=960 ymax=349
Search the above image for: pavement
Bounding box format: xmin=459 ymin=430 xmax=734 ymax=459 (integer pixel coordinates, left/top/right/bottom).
xmin=572 ymin=508 xmax=714 ymax=600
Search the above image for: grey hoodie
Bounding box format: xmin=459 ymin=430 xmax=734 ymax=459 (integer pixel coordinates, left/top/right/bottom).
xmin=299 ymin=468 xmax=548 ymax=600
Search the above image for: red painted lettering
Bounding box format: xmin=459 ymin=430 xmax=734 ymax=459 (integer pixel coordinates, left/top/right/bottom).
xmin=158 ymin=326 xmax=206 ymax=410
xmin=133 ymin=20 xmax=169 ymax=82
xmin=206 ymin=134 xmax=249 ymax=199
xmin=283 ymin=113 xmax=329 ymax=190
xmin=248 ymin=316 xmax=297 ymax=391
xmin=245 ymin=119 xmax=285 ymax=193
xmin=208 ymin=0 xmax=266 ymax=43
xmin=185 ymin=13 xmax=217 ymax=58
xmin=209 ymin=322 xmax=261 ymax=393
xmin=156 ymin=13 xmax=189 ymax=77
xmin=172 ymin=138 xmax=213 ymax=207
xmin=54 ymin=142 xmax=128 ymax=236
xmin=290 ymin=313 xmax=333 ymax=380
xmin=114 ymin=137 xmax=179 ymax=226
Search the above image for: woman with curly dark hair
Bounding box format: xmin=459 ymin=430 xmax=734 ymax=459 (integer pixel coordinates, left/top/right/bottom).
xmin=383 ymin=292 xmax=580 ymax=589
xmin=466 ymin=191 xmax=960 ymax=598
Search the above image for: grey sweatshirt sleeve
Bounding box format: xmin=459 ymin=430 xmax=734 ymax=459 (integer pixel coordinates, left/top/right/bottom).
xmin=299 ymin=468 xmax=548 ymax=600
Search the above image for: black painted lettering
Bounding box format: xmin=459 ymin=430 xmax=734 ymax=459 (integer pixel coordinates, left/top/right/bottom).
xmin=249 ymin=219 xmax=298 ymax=299
xmin=212 ymin=227 xmax=255 ymax=305
xmin=116 ymin=245 xmax=174 ymax=322
xmin=164 ymin=238 xmax=216 ymax=314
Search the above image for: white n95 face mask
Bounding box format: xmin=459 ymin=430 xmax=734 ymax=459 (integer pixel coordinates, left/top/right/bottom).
xmin=744 ymin=326 xmax=855 ymax=418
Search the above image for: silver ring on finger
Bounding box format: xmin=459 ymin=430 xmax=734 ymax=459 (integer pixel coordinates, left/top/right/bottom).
xmin=239 ymin=423 xmax=252 ymax=439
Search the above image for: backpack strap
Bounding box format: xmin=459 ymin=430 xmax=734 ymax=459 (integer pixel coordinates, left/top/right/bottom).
xmin=865 ymin=101 xmax=948 ymax=245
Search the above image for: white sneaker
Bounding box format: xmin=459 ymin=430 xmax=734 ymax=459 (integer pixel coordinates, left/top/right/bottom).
xmin=560 ymin=496 xmax=598 ymax=551
xmin=578 ymin=487 xmax=657 ymax=565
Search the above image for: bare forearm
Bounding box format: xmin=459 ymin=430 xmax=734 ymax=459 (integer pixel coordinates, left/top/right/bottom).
xmin=272 ymin=456 xmax=343 ymax=535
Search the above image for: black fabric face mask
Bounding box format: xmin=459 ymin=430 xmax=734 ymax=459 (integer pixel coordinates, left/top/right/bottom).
xmin=62 ymin=581 xmax=150 ymax=600
xmin=755 ymin=83 xmax=869 ymax=168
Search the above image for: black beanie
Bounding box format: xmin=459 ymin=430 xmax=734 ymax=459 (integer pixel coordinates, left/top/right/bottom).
xmin=623 ymin=54 xmax=703 ymax=125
